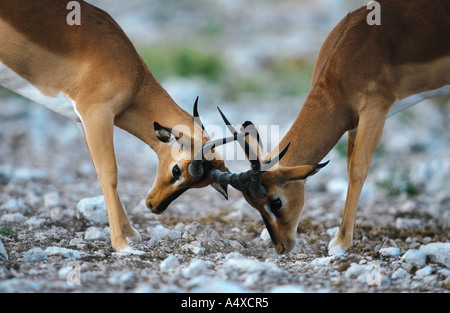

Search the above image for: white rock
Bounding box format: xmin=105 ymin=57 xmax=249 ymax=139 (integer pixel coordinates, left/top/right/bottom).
xmin=391 ymin=268 xmax=409 ymax=279
xmin=84 ymin=227 xmax=107 ymax=241
xmin=419 ymin=242 xmax=450 ymax=268
xmin=49 ymin=207 xmax=65 ymax=221
xmin=260 ymin=228 xmax=271 ymax=241
xmin=379 ymin=247 xmax=402 ymax=257
xmin=326 ymin=226 xmax=339 ymax=238
xmin=438 ymin=269 xmax=450 ymax=277
xmin=395 ymin=218 xmax=421 ymax=229
xmin=182 ymin=259 xmax=209 ymax=278
xmin=311 ymin=255 xmax=338 ymax=266
xmin=26 ymin=216 xmax=46 ymax=228
xmin=0 ymin=240 xmax=8 ymax=261
xmin=0 ymin=279 xmax=40 ymax=292
xmin=0 ymin=199 xmax=26 ymax=212
xmin=108 ymin=271 xmax=136 ymax=288
xmin=225 ymin=252 xmax=244 ymax=260
xmin=402 ymin=249 xmax=427 ymax=267
xmin=1 ymin=212 xmax=26 ymax=223
xmin=151 ymin=225 xmax=181 ymax=241
xmin=22 ymin=247 xmax=48 ymax=262
xmin=182 ymin=222 xmax=221 ymax=242
xmin=344 ymin=263 xmax=369 ymax=280
xmin=271 ymin=285 xmax=305 ymax=293
xmin=45 ymin=247 xmax=81 ymax=259
xmin=69 ymin=238 xmax=85 ymax=247
xmin=134 ymin=283 xmax=154 ymax=293
xmin=160 ymin=254 xmax=180 ymax=270
xmin=58 ymin=267 xmax=73 ymax=280
xmin=13 ymin=167 xmax=48 ymax=182
xmin=181 ymin=243 xmax=205 ymax=255
xmin=221 ymin=258 xmax=288 ymax=286
xmin=77 ymin=195 xmax=108 ymax=225
xmin=44 ymin=191 xmax=60 ymax=208
xmin=415 ymin=265 xmax=433 ymax=277
xmin=229 ymin=240 xmax=244 ymax=250
xmin=188 ymin=276 xmax=250 ymax=293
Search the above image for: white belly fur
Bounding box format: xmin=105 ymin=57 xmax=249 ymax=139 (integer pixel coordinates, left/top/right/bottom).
xmin=0 ymin=61 xmax=80 ymax=122
xmin=388 ymin=85 xmax=450 ymax=118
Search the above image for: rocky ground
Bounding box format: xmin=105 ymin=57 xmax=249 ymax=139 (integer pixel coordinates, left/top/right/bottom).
xmin=0 ymin=0 xmax=449 ymax=293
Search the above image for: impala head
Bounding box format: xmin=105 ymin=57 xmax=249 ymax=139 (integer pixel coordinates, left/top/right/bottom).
xmin=146 ymin=98 xmax=227 ymax=214
xmin=213 ymin=108 xmax=328 ymax=254
xmin=240 ymin=161 xmax=328 ymax=254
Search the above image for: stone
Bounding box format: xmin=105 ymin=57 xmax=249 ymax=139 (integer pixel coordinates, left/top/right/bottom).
xmin=391 ymin=268 xmax=409 ymax=279
xmin=395 ymin=218 xmax=421 ymax=229
xmin=0 ymin=279 xmax=41 ymax=292
xmin=182 ymin=222 xmax=221 ymax=242
xmin=108 ymin=271 xmax=136 ymax=289
xmin=415 ymin=265 xmax=433 ymax=277
xmin=84 ymin=227 xmax=107 ymax=241
xmin=13 ymin=167 xmax=48 ymax=182
xmin=379 ymin=247 xmax=402 ymax=257
xmin=271 ymin=285 xmax=305 ymax=293
xmin=0 ymin=240 xmax=8 ymax=261
xmin=160 ymin=254 xmax=180 ymax=270
xmin=419 ymin=242 xmax=450 ymax=268
xmin=77 ymin=195 xmax=108 ymax=225
xmin=402 ymin=249 xmax=427 ymax=267
xmin=260 ymin=228 xmax=271 ymax=241
xmin=181 ymin=243 xmax=205 ymax=256
xmin=326 ymin=226 xmax=339 ymax=238
xmin=344 ymin=263 xmax=369 ymax=280
xmin=151 ymin=225 xmax=181 ymax=241
xmin=45 ymin=247 xmax=81 ymax=259
xmin=221 ymin=258 xmax=288 ymax=287
xmin=182 ymin=259 xmax=209 ymax=278
xmin=188 ymin=276 xmax=250 ymax=293
xmin=1 ymin=212 xmax=26 ymax=223
xmin=22 ymin=247 xmax=48 ymax=263
xmin=0 ymin=199 xmax=26 ymax=212
xmin=44 ymin=191 xmax=60 ymax=208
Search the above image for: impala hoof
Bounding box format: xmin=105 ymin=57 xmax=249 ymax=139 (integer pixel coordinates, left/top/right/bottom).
xmin=328 ymin=236 xmax=348 ymax=255
xmin=113 ymin=246 xmax=145 ymax=256
xmin=126 ymin=227 xmax=142 ymax=245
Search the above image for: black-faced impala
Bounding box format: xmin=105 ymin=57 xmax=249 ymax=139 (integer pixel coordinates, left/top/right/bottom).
xmin=0 ymin=0 xmax=233 ymax=254
xmin=212 ymin=0 xmax=450 ymax=254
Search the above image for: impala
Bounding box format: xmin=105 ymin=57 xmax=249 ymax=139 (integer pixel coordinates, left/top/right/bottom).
xmin=0 ymin=0 xmax=229 ymax=254
xmin=212 ymin=0 xmax=450 ymax=254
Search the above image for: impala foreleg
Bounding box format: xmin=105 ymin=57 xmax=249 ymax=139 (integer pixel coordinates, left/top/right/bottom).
xmin=329 ymin=105 xmax=389 ymax=255
xmin=78 ymin=108 xmax=141 ymax=253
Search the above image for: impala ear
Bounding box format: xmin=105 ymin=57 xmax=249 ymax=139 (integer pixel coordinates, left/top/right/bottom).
xmin=154 ymin=122 xmax=183 ymax=144
xmin=274 ymin=161 xmax=329 ymax=185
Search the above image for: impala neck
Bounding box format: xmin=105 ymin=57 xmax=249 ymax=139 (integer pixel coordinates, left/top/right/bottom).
xmin=115 ymin=70 xmax=200 ymax=152
xmin=275 ymin=84 xmax=355 ymax=166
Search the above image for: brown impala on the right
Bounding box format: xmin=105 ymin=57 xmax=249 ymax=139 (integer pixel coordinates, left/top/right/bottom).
xmin=212 ymin=0 xmax=450 ymax=254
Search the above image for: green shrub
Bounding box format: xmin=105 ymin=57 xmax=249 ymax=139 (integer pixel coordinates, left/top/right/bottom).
xmin=139 ymin=45 xmax=226 ymax=82
xmin=375 ymin=166 xmax=420 ymax=197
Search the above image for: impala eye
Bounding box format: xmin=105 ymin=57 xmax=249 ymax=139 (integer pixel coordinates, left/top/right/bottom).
xmin=172 ymin=164 xmax=181 ymax=180
xmin=269 ymin=197 xmax=282 ymax=213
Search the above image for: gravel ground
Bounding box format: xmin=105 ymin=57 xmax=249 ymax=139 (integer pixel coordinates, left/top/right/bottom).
xmin=0 ymin=100 xmax=448 ymax=293
xmin=0 ymin=0 xmax=449 ymax=293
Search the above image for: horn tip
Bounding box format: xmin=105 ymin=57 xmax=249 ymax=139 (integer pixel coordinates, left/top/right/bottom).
xmin=317 ymin=160 xmax=330 ymax=168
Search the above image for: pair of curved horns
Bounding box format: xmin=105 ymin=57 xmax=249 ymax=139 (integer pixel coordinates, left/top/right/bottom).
xmin=210 ymin=107 xmax=291 ymax=198
xmin=188 ymin=98 xmax=259 ymax=178
xmin=189 ymin=100 xmax=290 ymax=198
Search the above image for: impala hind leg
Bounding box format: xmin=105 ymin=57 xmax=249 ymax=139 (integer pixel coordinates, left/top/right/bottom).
xmin=328 ymin=107 xmax=389 ymax=255
xmin=77 ymin=113 xmax=142 ymax=254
